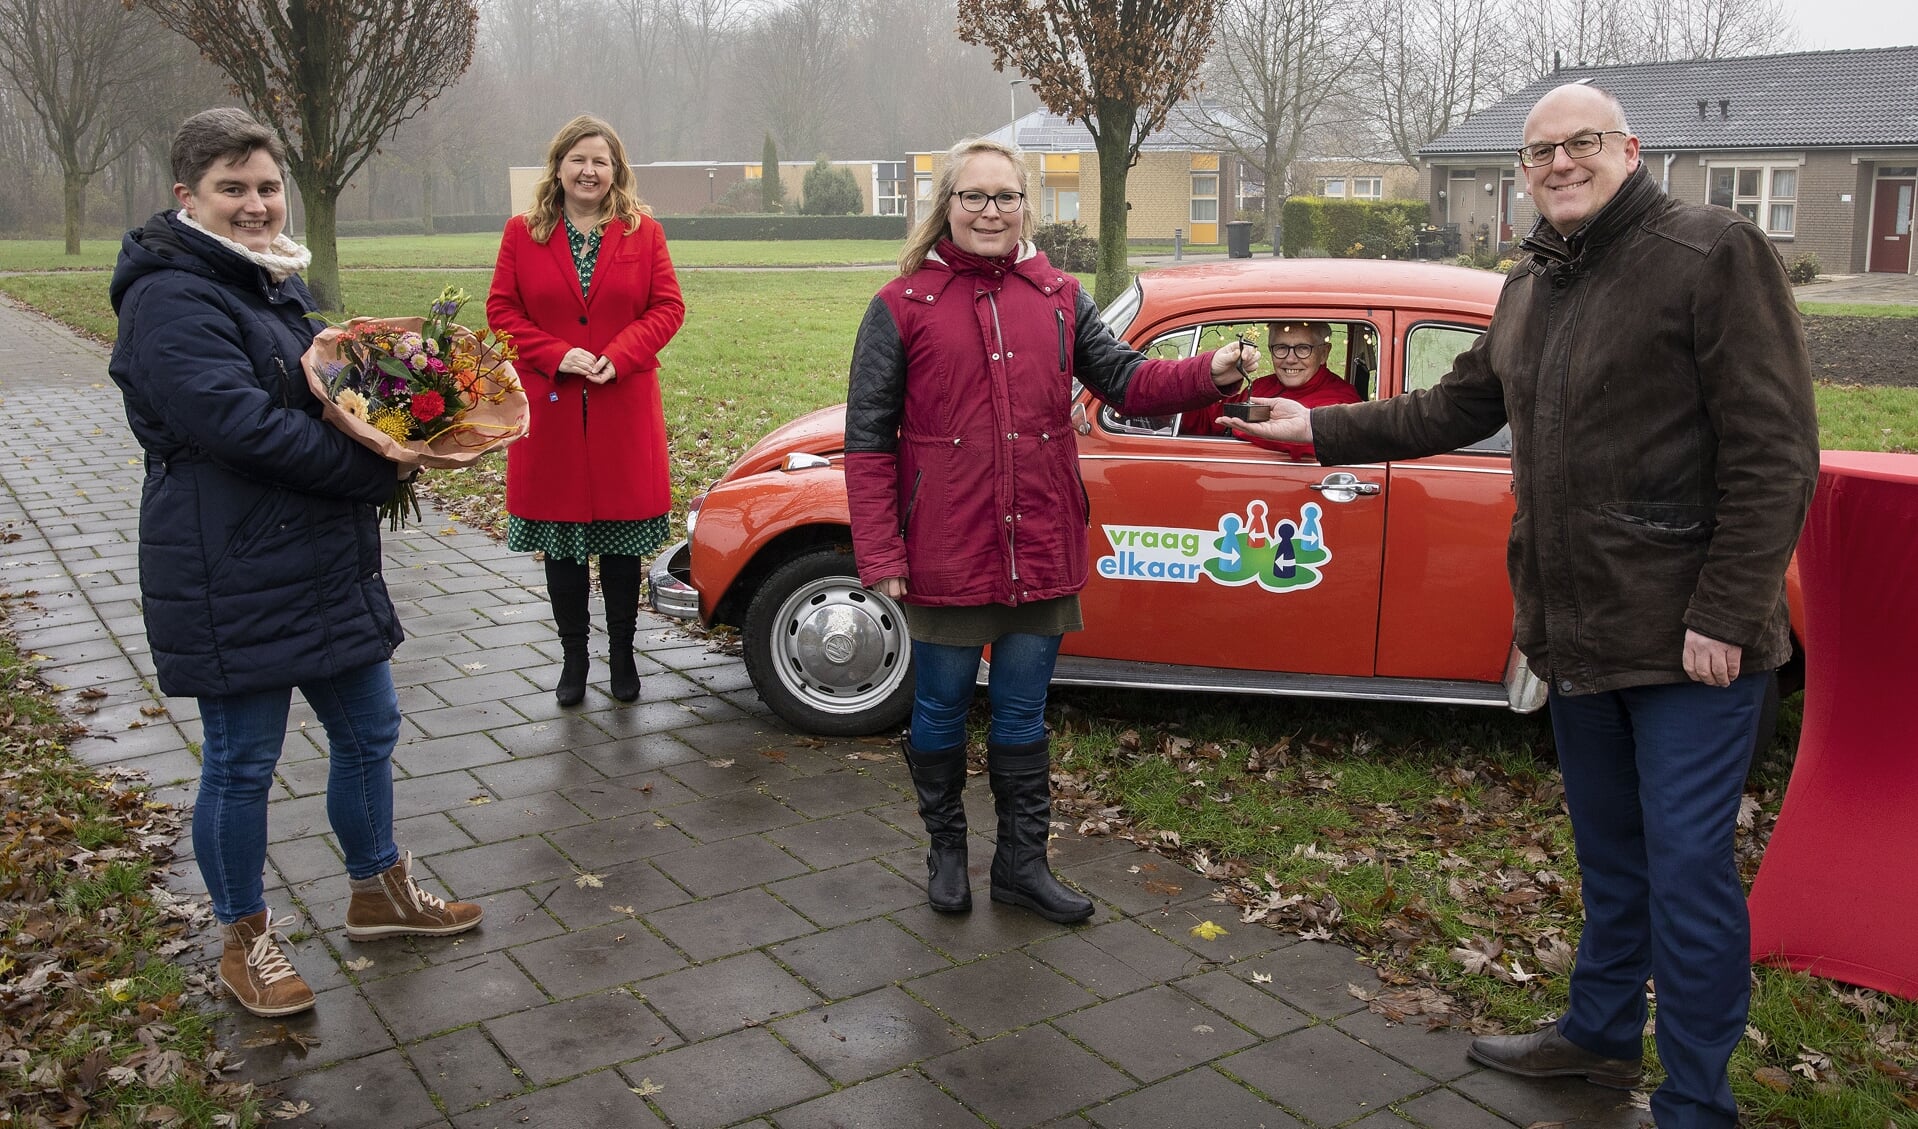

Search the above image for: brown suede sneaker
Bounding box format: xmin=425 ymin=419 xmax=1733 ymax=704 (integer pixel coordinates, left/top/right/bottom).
xmin=1467 ymin=1024 xmax=1644 ymax=1089
xmin=344 ymin=852 xmax=482 ymax=940
xmin=219 ymin=910 xmax=315 ymax=1017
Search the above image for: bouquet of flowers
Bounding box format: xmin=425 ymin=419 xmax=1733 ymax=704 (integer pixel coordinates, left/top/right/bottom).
xmin=303 ymin=287 xmax=528 ymax=527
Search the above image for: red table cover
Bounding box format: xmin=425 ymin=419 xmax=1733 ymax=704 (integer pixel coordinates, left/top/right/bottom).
xmin=1748 ymin=451 xmax=1918 ymax=998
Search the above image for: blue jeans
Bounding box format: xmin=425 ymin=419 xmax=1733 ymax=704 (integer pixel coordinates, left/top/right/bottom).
xmin=909 ymin=633 xmax=1063 ymax=751
xmin=1548 ymin=673 xmax=1768 ymax=1129
xmin=195 ymin=660 xmax=402 ymax=923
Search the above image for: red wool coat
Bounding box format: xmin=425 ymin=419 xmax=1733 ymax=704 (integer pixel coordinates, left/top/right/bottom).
xmin=486 ymin=213 xmax=686 ymax=523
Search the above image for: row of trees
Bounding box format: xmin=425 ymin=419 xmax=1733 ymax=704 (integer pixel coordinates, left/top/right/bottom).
xmin=0 ymin=0 xmax=1797 ymax=305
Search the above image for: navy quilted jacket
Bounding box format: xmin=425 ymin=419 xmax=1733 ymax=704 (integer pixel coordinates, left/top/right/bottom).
xmin=108 ymin=211 xmax=402 ymax=697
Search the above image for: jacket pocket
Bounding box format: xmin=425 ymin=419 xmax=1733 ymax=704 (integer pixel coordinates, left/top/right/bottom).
xmin=1568 ymin=503 xmax=1712 ymax=668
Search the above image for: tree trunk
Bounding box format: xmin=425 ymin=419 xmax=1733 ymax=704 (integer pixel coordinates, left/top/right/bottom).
xmin=1091 ymin=110 xmax=1137 ymax=308
xmin=63 ymin=170 xmax=86 ymax=255
xmin=305 ymin=191 xmax=342 ymax=311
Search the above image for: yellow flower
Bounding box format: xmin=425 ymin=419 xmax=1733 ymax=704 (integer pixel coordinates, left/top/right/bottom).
xmin=336 ymin=388 xmax=369 ymax=420
xmin=370 ymin=406 xmax=414 ymax=442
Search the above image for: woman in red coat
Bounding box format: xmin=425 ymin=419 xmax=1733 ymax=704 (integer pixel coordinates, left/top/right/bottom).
xmin=487 ymin=115 xmax=686 ymax=706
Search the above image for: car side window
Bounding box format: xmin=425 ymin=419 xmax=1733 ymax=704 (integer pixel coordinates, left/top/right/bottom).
xmin=1405 ymin=323 xmax=1510 ymax=456
xmin=1104 ymin=320 xmax=1374 ymax=440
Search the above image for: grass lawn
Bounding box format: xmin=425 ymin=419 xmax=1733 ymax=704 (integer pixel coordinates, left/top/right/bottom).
xmin=1798 ymin=300 xmax=1918 ymax=318
xmin=1 ymin=604 xmax=266 ymax=1127
xmin=3 ymin=245 xmax=1915 ymax=1126
xmin=0 ymin=234 xmax=903 ymax=273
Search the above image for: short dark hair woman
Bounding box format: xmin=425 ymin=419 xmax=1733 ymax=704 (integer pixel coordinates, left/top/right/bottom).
xmin=845 ymin=137 xmax=1256 ymax=922
xmin=107 ymin=107 xmax=480 ymax=1017
xmin=487 ymin=114 xmax=686 ymax=707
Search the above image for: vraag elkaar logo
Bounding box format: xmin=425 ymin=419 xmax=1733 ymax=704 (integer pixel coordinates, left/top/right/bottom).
xmin=1097 ymin=500 xmax=1329 ymax=593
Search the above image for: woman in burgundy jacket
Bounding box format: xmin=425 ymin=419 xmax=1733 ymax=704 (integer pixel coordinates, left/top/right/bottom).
xmin=488 ymin=115 xmax=685 ymax=707
xmin=844 ymin=138 xmax=1255 ymax=923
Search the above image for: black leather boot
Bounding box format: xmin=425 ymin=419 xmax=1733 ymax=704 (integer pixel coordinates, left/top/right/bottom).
xmin=546 ymin=557 xmax=590 ymax=707
xmin=988 ymin=739 xmax=1093 ymax=923
xmin=905 ymin=739 xmax=971 ymax=912
xmin=601 ymin=554 xmax=643 ymax=703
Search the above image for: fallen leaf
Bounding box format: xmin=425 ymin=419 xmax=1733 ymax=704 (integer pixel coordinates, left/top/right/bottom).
xmin=345 ymin=957 xmax=374 ymax=972
xmin=1752 ymin=1065 xmax=1793 ymax=1092
xmin=467 ymin=795 xmax=494 ymax=806
xmin=1250 ymin=972 xmax=1273 ymax=984
xmin=575 ymin=871 xmax=605 ymax=888
xmin=460 ymin=662 xmax=488 ymax=672
xmin=1189 ymin=920 xmax=1229 ymax=941
xmin=1142 ymin=880 xmax=1183 ymax=896
xmin=630 ymin=1078 xmax=664 ymax=1097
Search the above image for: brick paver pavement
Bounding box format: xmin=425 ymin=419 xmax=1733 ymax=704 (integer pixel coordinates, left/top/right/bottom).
xmin=0 ymin=295 xmax=1648 ymax=1128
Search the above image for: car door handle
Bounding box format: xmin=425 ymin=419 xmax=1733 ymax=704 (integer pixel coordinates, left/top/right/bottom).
xmin=1307 ymin=471 xmax=1382 ymax=502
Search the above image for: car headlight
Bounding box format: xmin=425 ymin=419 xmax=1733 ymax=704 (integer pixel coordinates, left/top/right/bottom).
xmin=685 ymin=492 xmax=704 ymax=540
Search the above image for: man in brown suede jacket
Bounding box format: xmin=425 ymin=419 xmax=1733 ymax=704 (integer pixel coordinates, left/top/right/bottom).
xmin=1230 ymin=83 xmax=1817 ymax=1129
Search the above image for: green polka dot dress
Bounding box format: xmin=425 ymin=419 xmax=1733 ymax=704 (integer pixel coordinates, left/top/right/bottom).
xmin=506 ymin=213 xmax=671 ymax=565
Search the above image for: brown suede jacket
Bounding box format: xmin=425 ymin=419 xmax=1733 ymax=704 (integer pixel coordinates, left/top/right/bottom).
xmin=1313 ymin=166 xmax=1819 ymax=694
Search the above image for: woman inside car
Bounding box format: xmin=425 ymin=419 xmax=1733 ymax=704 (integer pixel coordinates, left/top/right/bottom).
xmin=843 ymin=137 xmax=1256 ymax=923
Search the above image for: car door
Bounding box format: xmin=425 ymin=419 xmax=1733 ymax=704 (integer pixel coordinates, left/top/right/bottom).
xmin=1068 ymin=311 xmax=1391 ymax=677
xmin=1372 ymin=317 xmax=1517 ymax=684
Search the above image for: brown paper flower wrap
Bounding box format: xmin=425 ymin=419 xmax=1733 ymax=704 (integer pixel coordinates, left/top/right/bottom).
xmin=301 ymin=290 xmax=527 ymax=526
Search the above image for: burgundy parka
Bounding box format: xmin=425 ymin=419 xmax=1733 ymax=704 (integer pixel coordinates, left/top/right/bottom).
xmin=844 ymin=245 xmax=1226 ymax=607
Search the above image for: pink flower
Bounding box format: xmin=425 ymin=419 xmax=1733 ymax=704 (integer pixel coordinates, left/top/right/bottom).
xmin=410 ymin=390 xmax=447 ymax=422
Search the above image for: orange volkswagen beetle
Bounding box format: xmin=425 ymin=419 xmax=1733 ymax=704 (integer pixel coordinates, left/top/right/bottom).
xmin=650 ymin=258 xmax=1577 ymax=736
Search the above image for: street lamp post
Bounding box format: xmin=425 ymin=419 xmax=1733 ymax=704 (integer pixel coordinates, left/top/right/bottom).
xmin=706 ymin=167 xmax=716 ymax=203
xmin=1008 ymin=78 xmax=1026 ymax=136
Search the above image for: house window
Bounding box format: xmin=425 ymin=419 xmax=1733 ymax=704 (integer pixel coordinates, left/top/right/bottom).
xmin=1319 ymin=177 xmax=1347 ymax=197
xmin=1707 ymin=163 xmax=1797 ymax=236
xmin=874 ymin=162 xmax=906 ymax=216
xmin=915 ymin=174 xmax=933 ymax=207
xmin=1191 ymin=174 xmax=1218 ymax=223
xmin=1352 ymin=177 xmax=1383 ymax=200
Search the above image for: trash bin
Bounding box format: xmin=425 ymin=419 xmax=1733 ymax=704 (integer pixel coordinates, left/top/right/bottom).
xmin=1225 ymin=220 xmax=1253 ymax=258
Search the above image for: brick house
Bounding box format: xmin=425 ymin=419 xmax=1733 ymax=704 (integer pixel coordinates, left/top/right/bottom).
xmin=1417 ymin=45 xmax=1918 ymax=273
xmin=906 ymin=105 xmax=1241 ymax=244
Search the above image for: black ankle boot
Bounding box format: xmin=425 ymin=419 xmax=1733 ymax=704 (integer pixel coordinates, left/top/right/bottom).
xmin=905 ymin=739 xmax=971 ymax=912
xmin=988 ymin=739 xmax=1093 ymax=923
xmin=546 ymin=557 xmax=591 ymax=707
xmin=601 ymin=554 xmax=643 ymax=703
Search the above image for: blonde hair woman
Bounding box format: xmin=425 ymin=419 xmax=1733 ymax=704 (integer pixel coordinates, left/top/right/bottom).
xmin=843 ymin=136 xmax=1257 ymax=922
xmin=487 ymin=114 xmax=686 ymax=706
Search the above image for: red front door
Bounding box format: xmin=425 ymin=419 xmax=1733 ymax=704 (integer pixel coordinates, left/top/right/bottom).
xmin=1870 ymin=178 xmax=1915 ymax=273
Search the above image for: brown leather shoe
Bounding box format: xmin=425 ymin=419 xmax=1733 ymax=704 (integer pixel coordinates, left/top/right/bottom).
xmin=1468 ymin=1024 xmax=1644 ymax=1089
xmin=344 ymin=852 xmax=482 ymax=940
xmin=219 ymin=910 xmax=315 ymax=1017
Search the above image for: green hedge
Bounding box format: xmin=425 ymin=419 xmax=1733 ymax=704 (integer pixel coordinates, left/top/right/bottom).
xmin=652 ymin=214 xmax=907 ymax=240
xmin=1279 ymin=198 xmax=1430 ymax=259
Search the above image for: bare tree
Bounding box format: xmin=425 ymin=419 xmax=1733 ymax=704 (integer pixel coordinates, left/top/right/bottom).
xmin=958 ymin=0 xmax=1221 ymax=304
xmin=738 ymin=0 xmax=850 ymax=159
xmin=0 ymin=0 xmax=166 ymax=252
xmin=661 ymin=0 xmax=753 ymax=159
xmin=1357 ymin=0 xmax=1508 ymax=167
xmin=1648 ymin=0 xmax=1793 ymax=59
xmin=1197 ymin=0 xmax=1356 ymax=235
xmin=144 ymin=0 xmax=480 ymax=309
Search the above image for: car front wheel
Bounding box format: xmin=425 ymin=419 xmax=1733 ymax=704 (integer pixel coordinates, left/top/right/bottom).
xmin=742 ymin=547 xmax=914 ymax=737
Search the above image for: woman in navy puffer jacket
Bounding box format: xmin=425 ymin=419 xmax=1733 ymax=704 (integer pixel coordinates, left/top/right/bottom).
xmin=108 ymin=109 xmax=478 ymax=1018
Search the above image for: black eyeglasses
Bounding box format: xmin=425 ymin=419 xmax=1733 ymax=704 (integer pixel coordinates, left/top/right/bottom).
xmin=1268 ymin=342 xmax=1322 ymax=358
xmin=1516 ymin=130 xmax=1628 ymax=168
xmin=952 ymin=190 xmax=1025 ymax=213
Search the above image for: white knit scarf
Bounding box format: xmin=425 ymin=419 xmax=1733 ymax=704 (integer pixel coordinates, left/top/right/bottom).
xmin=175 ymin=210 xmax=313 ymax=282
